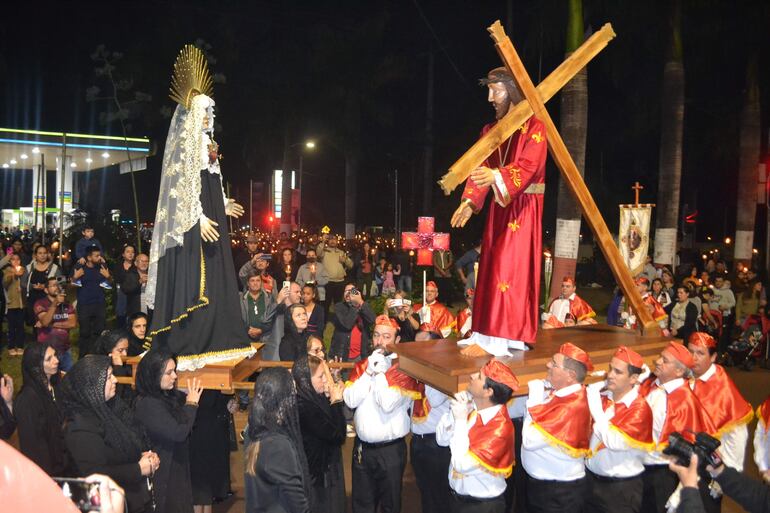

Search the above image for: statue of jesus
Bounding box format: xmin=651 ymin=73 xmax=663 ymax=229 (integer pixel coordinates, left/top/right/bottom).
xmin=450 ymin=67 xmax=548 ymax=356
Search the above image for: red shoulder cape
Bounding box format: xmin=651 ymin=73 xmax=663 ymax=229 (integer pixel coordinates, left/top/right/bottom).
xmin=571 ymin=294 xmax=596 ymax=321
xmin=528 ymin=387 xmax=592 ymax=457
xmin=346 ymin=358 xmax=422 ymax=401
xmin=692 ymin=365 xmax=753 ymax=436
xmin=598 ymin=393 xmax=654 ymax=452
xmin=639 ymin=376 xmax=716 ymax=445
xmin=467 ymin=406 xmax=515 ymax=477
xmin=644 ymin=294 xmax=667 ymax=322
xmin=411 ymin=382 xmax=430 ymax=423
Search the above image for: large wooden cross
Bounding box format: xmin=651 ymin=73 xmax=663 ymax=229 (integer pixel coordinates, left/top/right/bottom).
xmin=439 ymin=21 xmax=659 ymax=335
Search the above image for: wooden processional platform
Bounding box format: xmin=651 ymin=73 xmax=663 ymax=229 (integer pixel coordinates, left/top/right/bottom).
xmin=121 ymin=325 xmax=671 ymax=394
xmin=391 ymin=325 xmax=672 ymax=397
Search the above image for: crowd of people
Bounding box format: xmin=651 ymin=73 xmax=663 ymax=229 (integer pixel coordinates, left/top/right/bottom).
xmin=2 ymin=224 xmax=770 ymax=513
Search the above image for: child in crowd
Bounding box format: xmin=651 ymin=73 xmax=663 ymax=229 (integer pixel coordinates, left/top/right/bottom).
xmin=72 ymin=226 xmax=111 ymax=289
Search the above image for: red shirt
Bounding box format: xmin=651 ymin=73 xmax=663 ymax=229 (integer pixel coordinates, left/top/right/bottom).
xmin=34 ymin=297 xmax=75 ymax=352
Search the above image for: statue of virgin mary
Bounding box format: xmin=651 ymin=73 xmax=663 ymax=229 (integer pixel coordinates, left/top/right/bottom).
xmin=145 ymin=45 xmax=254 ymax=370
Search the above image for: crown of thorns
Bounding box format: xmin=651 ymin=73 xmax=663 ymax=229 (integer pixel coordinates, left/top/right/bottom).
xmin=478 ymin=67 xmax=516 ymax=87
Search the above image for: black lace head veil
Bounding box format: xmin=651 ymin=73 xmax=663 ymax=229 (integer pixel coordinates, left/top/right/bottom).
xmin=247 ymin=368 xmax=311 ymax=496
xmin=59 ymin=355 xmax=147 ymax=460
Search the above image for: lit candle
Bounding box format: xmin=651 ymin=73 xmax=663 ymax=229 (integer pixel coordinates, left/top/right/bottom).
xmin=474 ymin=261 xmax=479 ymax=282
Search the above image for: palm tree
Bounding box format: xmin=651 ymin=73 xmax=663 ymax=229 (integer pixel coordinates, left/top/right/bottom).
xmin=734 ymin=56 xmax=761 ymax=269
xmin=551 ymin=0 xmax=588 ymax=300
xmin=653 ymin=0 xmax=684 ymax=271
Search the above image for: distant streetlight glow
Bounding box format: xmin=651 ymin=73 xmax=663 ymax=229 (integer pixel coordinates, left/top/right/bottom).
xmin=9 ymin=159 xmax=17 ymax=165
xmin=305 ymin=140 xmax=316 ymax=149
xmin=2 ymin=163 xmax=8 ymax=169
xmin=101 ymin=152 xmax=110 ymax=158
xmin=70 ymin=162 xmax=77 ymax=168
xmin=32 ymin=147 xmax=40 ymax=154
xmin=724 ymin=237 xmax=731 ymax=244
xmin=86 ymin=157 xmax=93 ymax=164
xmin=20 ymin=154 xmax=28 ymax=160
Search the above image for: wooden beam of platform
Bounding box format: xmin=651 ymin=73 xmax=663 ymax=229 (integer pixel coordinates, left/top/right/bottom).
xmin=437 ymin=23 xmax=616 ymax=194
xmin=119 ymin=344 xmax=354 ymax=392
xmin=391 ymin=325 xmax=671 ymax=396
xmin=486 ymin=21 xmax=659 ymax=335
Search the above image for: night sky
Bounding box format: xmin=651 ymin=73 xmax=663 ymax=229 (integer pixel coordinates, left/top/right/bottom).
xmin=1 ymin=0 xmax=768 ymax=247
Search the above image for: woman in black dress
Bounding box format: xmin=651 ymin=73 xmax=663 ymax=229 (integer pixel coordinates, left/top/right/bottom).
xmin=279 ymin=304 xmax=310 ymax=361
xmin=127 ymin=311 xmax=149 ymax=356
xmin=244 ymin=368 xmax=311 ymax=513
xmin=135 ymin=350 xmax=202 ymax=513
xmin=301 ymin=284 xmax=325 ymax=338
xmin=60 ymin=355 xmax=159 ymax=513
xmin=291 ymin=355 xmax=347 ymax=513
xmin=95 ymin=329 xmax=135 ymax=404
xmin=113 ymin=244 xmax=141 ymax=327
xmin=14 ymin=343 xmax=69 ymax=475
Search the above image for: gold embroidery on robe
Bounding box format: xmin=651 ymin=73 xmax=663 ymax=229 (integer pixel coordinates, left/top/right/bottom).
xmin=509 ymin=168 xmax=522 ymax=189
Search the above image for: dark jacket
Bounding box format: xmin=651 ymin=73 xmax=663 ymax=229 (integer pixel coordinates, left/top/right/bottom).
xmin=297 ymin=397 xmax=346 ymax=485
xmin=280 ymin=321 xmax=310 ymax=362
xmin=14 ymin=383 xmax=69 ymax=475
xmin=329 ymin=301 xmax=376 ymax=361
xmin=715 ymin=466 xmax=770 ymax=513
xmin=665 ymin=300 xmax=699 ymax=342
xmin=0 ymin=400 xmax=16 ymax=440
xmin=677 ymin=466 xmax=770 ymax=513
xmin=245 ymin=431 xmax=311 ymax=513
xmin=135 ymin=394 xmax=197 ymax=513
xmin=113 ymin=263 xmax=142 ymax=317
xmin=64 ymin=412 xmax=152 ymax=513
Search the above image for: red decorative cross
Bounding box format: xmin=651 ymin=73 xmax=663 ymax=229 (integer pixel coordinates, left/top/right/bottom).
xmin=401 ymin=216 xmax=450 ymax=266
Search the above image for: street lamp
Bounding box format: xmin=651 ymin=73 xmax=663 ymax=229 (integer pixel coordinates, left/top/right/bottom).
xmin=296 ymin=140 xmax=316 ymax=229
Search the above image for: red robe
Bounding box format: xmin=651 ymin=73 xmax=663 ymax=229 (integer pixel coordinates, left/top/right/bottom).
xmin=467 ymin=406 xmax=515 ymax=477
xmin=413 ymin=301 xmax=455 ymax=338
xmin=462 ymin=116 xmax=548 ymax=346
xmin=691 ymin=365 xmax=753 ymax=437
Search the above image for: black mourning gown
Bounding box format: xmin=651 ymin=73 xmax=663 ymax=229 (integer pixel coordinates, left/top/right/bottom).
xmin=149 ymin=168 xmax=248 ymax=356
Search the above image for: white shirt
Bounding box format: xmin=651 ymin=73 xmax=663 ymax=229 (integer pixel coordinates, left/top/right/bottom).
xmin=343 ymin=365 xmax=413 ymax=443
xmin=436 ymin=404 xmax=508 ymax=498
xmin=548 ymin=293 xmax=576 ymax=323
xmin=585 ymin=386 xmax=647 ymax=478
xmin=644 ymin=377 xmax=685 ymax=465
xmin=754 ymin=416 xmax=770 ymax=472
xmin=412 ymin=385 xmax=450 ymax=435
xmin=692 ymin=364 xmax=748 ymax=471
xmin=521 ymin=382 xmax=586 ymax=481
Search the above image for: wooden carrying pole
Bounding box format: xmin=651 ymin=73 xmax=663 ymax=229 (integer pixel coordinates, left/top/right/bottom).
xmin=438 ymin=23 xmax=616 ymax=194
xmin=486 ymin=21 xmax=659 ymax=335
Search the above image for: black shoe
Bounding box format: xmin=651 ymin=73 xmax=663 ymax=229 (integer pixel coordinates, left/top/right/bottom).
xmin=238 ymin=403 xmax=249 ymax=412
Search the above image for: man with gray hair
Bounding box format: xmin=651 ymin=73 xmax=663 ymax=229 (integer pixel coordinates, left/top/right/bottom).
xmin=637 ymin=342 xmax=717 ymax=513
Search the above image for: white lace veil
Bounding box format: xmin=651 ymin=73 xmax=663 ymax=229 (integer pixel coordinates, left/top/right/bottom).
xmin=146 ymin=94 xmax=214 ymax=309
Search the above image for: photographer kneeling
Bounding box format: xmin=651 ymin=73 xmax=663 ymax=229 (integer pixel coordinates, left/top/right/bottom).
xmin=669 ymin=453 xmax=770 ymax=513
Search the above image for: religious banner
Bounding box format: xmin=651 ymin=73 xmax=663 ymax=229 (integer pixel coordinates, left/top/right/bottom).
xmin=619 ymin=205 xmax=652 ymax=276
